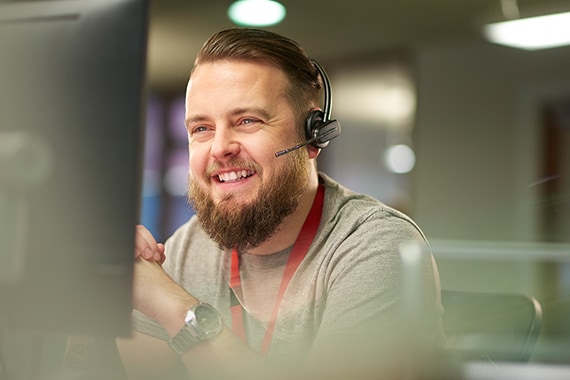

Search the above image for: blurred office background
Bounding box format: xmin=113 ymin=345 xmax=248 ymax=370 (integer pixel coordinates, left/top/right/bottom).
xmin=141 ymin=0 xmax=570 ymax=364
xmin=1 ymin=1 xmax=569 ymax=379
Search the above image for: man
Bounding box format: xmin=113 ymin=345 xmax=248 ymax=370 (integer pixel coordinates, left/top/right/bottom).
xmin=70 ymin=28 xmax=445 ymax=380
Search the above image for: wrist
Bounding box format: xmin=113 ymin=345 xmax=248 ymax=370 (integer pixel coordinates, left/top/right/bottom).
xmin=158 ymin=296 xmax=201 ymax=338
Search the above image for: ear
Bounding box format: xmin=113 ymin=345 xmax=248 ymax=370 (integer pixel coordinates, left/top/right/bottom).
xmin=307 ymin=145 xmax=321 ymax=159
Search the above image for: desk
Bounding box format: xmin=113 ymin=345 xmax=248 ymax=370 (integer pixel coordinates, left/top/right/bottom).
xmin=464 ymin=361 xmax=570 ymax=380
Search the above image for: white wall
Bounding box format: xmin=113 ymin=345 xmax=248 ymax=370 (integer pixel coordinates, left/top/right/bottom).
xmin=413 ymin=39 xmax=570 ymax=243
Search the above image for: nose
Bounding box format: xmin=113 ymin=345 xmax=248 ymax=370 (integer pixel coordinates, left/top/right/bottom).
xmin=210 ymin=126 xmax=240 ymax=160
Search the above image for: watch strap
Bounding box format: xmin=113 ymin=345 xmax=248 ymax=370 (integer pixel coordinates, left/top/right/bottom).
xmin=168 ymin=326 xmax=200 ymax=356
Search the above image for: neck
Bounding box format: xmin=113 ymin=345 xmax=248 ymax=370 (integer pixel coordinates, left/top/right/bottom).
xmin=245 ymin=170 xmax=320 ymax=256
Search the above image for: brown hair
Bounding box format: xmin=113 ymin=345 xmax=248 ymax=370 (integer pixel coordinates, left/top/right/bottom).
xmin=192 ymin=28 xmax=322 ymax=136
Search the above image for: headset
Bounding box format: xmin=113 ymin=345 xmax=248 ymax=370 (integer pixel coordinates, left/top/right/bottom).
xmin=275 ymin=59 xmax=341 ymax=157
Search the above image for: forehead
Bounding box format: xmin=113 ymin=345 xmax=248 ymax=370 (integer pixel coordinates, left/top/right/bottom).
xmin=184 ymin=60 xmax=294 ymax=124
xmin=187 ymin=60 xmax=289 ymax=96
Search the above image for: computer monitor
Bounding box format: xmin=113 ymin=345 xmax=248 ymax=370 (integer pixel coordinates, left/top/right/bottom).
xmin=0 ymin=0 xmax=148 ymax=337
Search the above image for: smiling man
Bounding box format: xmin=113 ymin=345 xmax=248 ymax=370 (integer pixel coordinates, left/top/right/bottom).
xmin=187 ymin=61 xmax=314 ymax=253
xmin=73 ymin=28 xmax=446 ymax=380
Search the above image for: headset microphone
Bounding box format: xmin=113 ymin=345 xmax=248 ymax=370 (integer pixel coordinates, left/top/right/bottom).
xmin=275 ymin=120 xmax=339 ymax=157
xmin=275 ymin=59 xmax=341 ymax=158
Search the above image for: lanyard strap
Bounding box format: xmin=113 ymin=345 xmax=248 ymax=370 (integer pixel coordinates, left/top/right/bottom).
xmin=229 ymin=184 xmax=325 ymax=355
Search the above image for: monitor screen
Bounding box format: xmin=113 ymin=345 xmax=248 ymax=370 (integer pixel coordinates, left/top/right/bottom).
xmin=0 ymin=0 xmax=148 ymax=337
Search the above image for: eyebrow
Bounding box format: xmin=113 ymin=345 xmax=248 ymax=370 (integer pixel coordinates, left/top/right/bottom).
xmin=185 ymin=107 xmax=273 ymax=127
xmin=230 ymin=106 xmax=272 ymax=120
xmin=185 ymin=114 xmax=208 ymax=127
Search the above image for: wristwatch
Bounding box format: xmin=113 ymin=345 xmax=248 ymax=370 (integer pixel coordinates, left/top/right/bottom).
xmin=168 ymin=303 xmax=223 ymax=355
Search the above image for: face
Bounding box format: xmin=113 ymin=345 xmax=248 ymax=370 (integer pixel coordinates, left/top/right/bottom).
xmin=185 ymin=60 xmax=311 ymax=251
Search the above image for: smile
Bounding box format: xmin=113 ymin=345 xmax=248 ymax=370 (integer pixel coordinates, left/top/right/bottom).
xmin=217 ymin=170 xmax=255 ymax=183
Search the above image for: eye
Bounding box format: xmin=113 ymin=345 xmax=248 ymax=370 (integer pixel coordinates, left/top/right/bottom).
xmin=188 ymin=124 xmax=214 ymax=142
xmin=239 ymin=118 xmax=258 ymax=125
xmin=237 ymin=118 xmax=263 ymax=131
xmin=192 ymin=125 xmax=209 ymax=134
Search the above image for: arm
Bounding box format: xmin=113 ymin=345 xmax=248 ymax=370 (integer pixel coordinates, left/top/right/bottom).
xmin=120 ymin=226 xmax=268 ymax=380
xmin=120 ymin=258 xmax=267 ymax=380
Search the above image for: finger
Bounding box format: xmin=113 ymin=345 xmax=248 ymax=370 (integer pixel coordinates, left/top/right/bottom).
xmin=134 ymin=225 xmax=160 ymax=260
xmin=136 ymin=226 xmax=165 ymax=263
xmin=134 ymin=226 xmax=152 ymax=258
xmin=153 ymin=243 xmax=166 ymax=264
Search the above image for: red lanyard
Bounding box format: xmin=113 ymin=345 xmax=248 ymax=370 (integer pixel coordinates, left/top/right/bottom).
xmin=229 ymin=184 xmax=324 ymax=355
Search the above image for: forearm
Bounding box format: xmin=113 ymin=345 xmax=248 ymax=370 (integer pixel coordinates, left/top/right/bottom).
xmin=131 ymin=258 xmax=267 ymax=379
xmin=130 ymin=228 xmax=269 ymax=378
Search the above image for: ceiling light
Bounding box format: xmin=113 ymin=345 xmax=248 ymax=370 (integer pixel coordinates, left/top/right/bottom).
xmin=483 ymin=11 xmax=570 ymax=50
xmin=228 ymin=0 xmax=286 ymax=27
xmin=384 ymin=144 xmax=416 ymax=174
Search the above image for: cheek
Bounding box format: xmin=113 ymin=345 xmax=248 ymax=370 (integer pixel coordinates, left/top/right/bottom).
xmin=250 ymin=136 xmax=283 ymax=159
xmin=188 ymin=148 xmax=205 ymax=178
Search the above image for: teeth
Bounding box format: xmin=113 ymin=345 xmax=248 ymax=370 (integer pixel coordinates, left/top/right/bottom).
xmin=218 ymin=170 xmax=253 ymax=183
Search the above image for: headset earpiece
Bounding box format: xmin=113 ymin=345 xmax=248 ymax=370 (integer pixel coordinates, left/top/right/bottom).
xmin=276 ymin=60 xmax=340 ymax=157
xmin=304 ymin=60 xmax=341 ymax=150
xmin=305 ymin=110 xmax=327 ymax=148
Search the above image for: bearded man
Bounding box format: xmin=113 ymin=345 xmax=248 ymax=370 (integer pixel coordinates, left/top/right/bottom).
xmin=68 ymin=28 xmax=446 ymax=380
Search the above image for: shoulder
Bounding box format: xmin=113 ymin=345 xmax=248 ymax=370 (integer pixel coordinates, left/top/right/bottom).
xmin=318 ymin=173 xmax=428 ymax=249
xmin=311 ymin=174 xmax=437 ymax=288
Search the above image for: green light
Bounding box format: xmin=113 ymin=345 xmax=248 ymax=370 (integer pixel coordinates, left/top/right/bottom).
xmin=228 ymin=0 xmax=286 ymax=27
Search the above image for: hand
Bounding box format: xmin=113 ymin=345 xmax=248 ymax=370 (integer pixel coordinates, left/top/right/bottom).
xmin=135 ymin=224 xmax=166 ymax=264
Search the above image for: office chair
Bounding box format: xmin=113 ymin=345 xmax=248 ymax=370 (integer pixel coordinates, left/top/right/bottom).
xmin=441 ymin=290 xmax=543 ymax=363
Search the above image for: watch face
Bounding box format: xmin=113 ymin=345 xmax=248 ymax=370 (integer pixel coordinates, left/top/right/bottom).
xmin=194 ymin=304 xmax=222 ymax=333
xmin=170 ymin=303 xmax=222 ymax=355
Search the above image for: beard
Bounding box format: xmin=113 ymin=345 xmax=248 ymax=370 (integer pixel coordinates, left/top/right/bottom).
xmin=188 ymin=150 xmax=310 ymax=252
